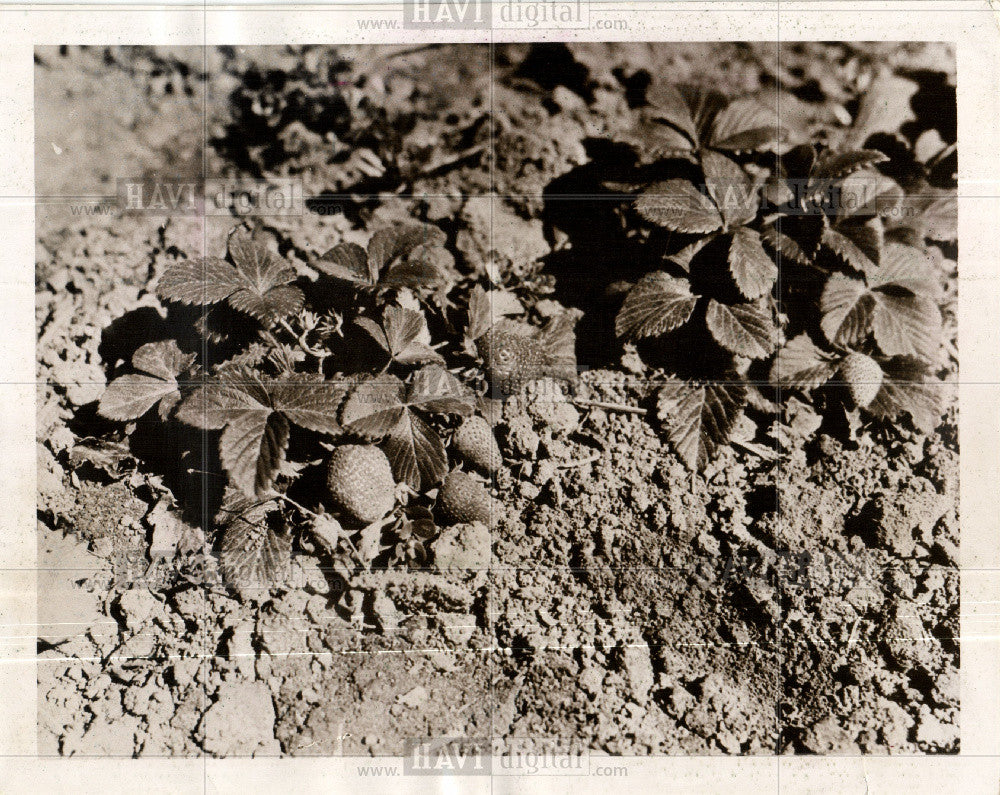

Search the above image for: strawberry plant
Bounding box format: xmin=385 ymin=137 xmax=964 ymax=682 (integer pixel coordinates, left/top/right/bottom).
xmin=610 ymin=78 xmax=956 ymax=470
xmin=94 ymin=222 xmax=528 ymax=596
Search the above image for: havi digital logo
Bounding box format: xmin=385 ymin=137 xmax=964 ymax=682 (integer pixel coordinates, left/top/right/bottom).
xmin=403 ymin=737 xmax=490 ymax=775
xmin=403 ymin=0 xmax=490 ymax=29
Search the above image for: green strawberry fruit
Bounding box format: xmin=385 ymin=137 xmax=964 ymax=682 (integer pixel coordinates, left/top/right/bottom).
xmin=839 ymin=352 xmax=883 ymax=408
xmin=452 ymin=415 xmax=501 ymax=475
xmin=326 ymin=444 xmax=396 ymax=524
xmin=436 ymin=471 xmax=492 ymax=526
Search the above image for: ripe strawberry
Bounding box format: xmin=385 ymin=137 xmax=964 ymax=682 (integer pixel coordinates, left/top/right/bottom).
xmin=838 ymin=352 xmax=883 ymax=408
xmin=436 ymin=471 xmax=492 ymax=526
xmin=326 ymin=444 xmax=396 ymax=524
xmin=452 ymin=415 xmax=501 ymax=475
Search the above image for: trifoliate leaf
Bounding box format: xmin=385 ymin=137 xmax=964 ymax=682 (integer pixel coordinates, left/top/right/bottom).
xmin=701 ymin=150 xmax=759 ymax=228
xmin=705 ymin=300 xmax=777 ymax=359
xmin=769 ymin=334 xmax=838 ymax=391
xmin=98 ymin=340 xmax=195 ymax=421
xmin=176 ymin=371 xmax=344 ymax=495
xmin=340 ymin=369 xmax=468 ymax=489
xmin=656 ymin=378 xmax=747 ymax=471
xmin=157 ymin=233 xmax=303 ymax=326
xmin=820 ymin=244 xmax=941 ymax=362
xmin=635 ymin=180 xmax=724 ymax=233
xmin=615 ymin=271 xmax=698 ymax=340
xmin=372 ymin=306 xmax=443 ymax=366
xmin=820 ymin=274 xmax=875 ymax=347
xmin=728 ymin=227 xmax=778 ymax=300
xmin=223 ymin=233 xmax=304 ymax=324
xmin=868 ymin=356 xmax=941 ymax=433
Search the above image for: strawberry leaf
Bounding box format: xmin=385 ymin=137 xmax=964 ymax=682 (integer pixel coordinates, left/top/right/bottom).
xmin=705 ymin=300 xmax=777 ymax=359
xmin=383 ymin=411 xmax=447 ymax=491
xmin=770 ymin=334 xmax=839 ymax=390
xmin=868 ymin=356 xmax=941 ymax=433
xmin=820 ymin=274 xmax=876 ymax=347
xmin=228 ymin=285 xmax=304 ymax=325
xmin=219 ymin=504 xmax=291 ymax=598
xmin=728 ymin=227 xmax=778 ymax=300
xmin=709 ymin=97 xmax=785 ymax=151
xmin=870 ymin=243 xmax=940 ymax=299
xmin=368 ymin=223 xmax=447 ymax=275
xmin=813 ymin=149 xmax=888 ymax=182
xmin=408 ymin=366 xmax=475 ymax=416
xmin=224 ymin=233 xmax=304 ymax=325
xmin=701 ymin=150 xmax=759 ymax=228
xmin=669 ymin=235 xmax=715 ymax=272
xmin=381 ymin=307 xmax=443 ymax=365
xmin=340 ymin=375 xmax=407 ymax=438
xmin=158 ymin=234 xmax=303 ymax=325
xmin=131 ymin=340 xmax=195 ymax=382
xmin=656 ymin=379 xmax=747 ymax=471
xmin=341 ymin=368 xmax=469 ymax=489
xmin=98 ymin=374 xmax=180 ymax=421
xmin=871 ymin=293 xmax=941 ymax=362
xmin=618 ymin=118 xmax=694 ymax=162
xmin=156 ymin=257 xmax=245 ymax=306
xmin=762 ymin=214 xmax=826 ymax=265
xmin=823 ymin=218 xmax=883 ymax=274
xmin=175 ymin=374 xmax=272 ymax=430
xmin=270 ymin=375 xmax=347 ymax=435
xmin=220 ymin=411 xmax=289 ymax=496
xmin=381 ymin=243 xmax=456 ymax=289
xmin=176 ymin=371 xmax=338 ymax=495
xmin=465 ymin=285 xmax=493 ymax=342
xmin=841 ymin=70 xmax=919 ymax=150
xmin=98 ymin=340 xmax=194 ymax=421
xmin=635 ymin=180 xmax=723 ymax=234
xmin=615 ymin=272 xmax=698 ymax=341
xmin=645 ymin=81 xmax=699 ymax=143
xmin=314 ymin=242 xmax=376 ymax=286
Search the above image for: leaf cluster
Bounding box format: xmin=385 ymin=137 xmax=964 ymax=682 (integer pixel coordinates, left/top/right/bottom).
xmin=612 ymin=78 xmax=956 ymax=470
xmin=97 ymin=222 xmax=488 ymax=592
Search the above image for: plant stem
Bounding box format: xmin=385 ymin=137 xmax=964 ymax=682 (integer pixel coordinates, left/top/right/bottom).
xmin=573 ymin=398 xmax=648 ymax=415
